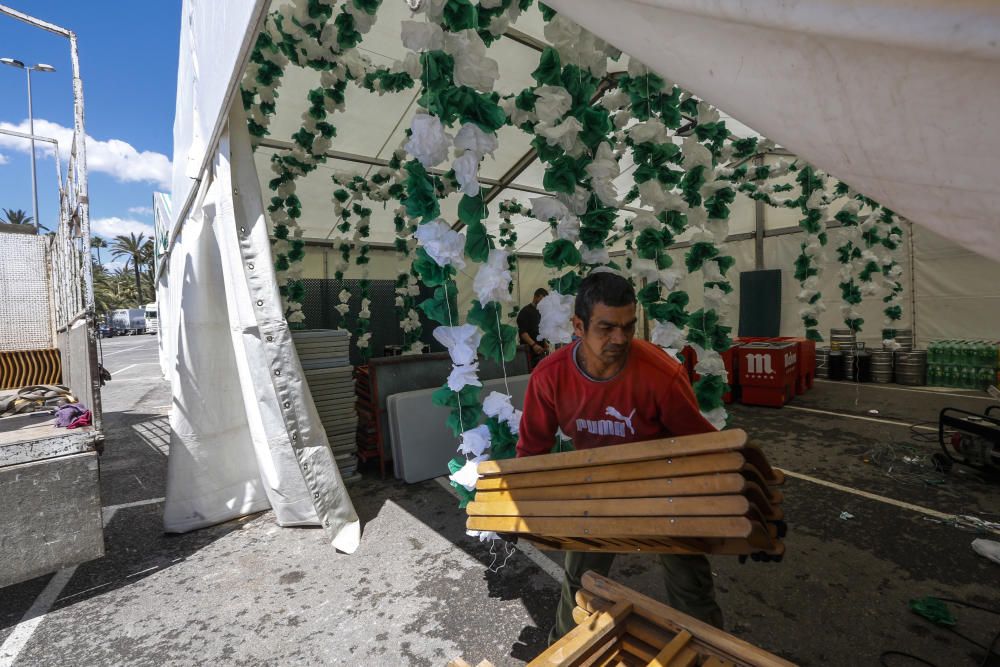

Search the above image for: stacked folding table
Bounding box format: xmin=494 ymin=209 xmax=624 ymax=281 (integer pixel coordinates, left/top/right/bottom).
xmin=466 ymin=429 xmax=784 ymax=557
xmin=291 ymin=330 xmax=360 ymax=483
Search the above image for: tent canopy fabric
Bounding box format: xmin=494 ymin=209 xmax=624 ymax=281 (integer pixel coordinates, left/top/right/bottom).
xmin=547 ymin=0 xmax=1000 ymax=262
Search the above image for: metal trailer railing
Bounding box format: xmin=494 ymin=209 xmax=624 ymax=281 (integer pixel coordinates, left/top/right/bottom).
xmin=0 ymin=3 xmax=106 ymax=588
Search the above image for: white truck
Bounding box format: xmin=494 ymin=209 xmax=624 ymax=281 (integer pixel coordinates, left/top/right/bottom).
xmin=111 ymin=308 xmax=146 ymax=335
xmin=144 ymin=302 xmax=159 ymax=334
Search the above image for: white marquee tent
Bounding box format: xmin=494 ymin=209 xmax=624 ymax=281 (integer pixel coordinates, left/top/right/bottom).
xmin=160 ymin=0 xmax=1000 ymax=548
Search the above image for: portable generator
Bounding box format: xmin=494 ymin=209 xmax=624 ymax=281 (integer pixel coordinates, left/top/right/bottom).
xmin=932 ymin=405 xmax=1000 ymax=477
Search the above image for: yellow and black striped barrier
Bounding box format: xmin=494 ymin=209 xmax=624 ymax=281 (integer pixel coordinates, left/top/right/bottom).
xmin=0 ymin=348 xmax=63 ymax=390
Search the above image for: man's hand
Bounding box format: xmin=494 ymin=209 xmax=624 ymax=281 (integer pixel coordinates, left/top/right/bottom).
xmin=532 ymin=343 xmax=544 ymax=355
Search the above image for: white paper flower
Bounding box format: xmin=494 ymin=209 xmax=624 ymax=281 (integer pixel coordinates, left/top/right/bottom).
xmin=531 ymin=196 xmax=569 ymax=222
xmin=453 ymin=150 xmax=482 ymax=197
xmin=658 ymin=269 xmax=683 ymax=291
xmin=534 ymin=85 xmax=572 ymax=124
xmin=413 ymin=219 xmax=466 ymax=270
xmin=454 ymin=123 xmax=498 ymax=159
xmin=693 ymin=345 xmax=727 ymax=381
xmin=556 ymin=215 xmax=581 ymax=243
xmin=433 ymin=323 xmax=483 ymax=366
xmin=338 ymin=288 xmax=351 ymax=303
xmin=405 ymin=113 xmax=452 ymax=168
xmin=458 ymin=424 xmax=492 ymax=457
xmin=700 ymin=406 xmax=727 ymax=431
xmin=599 ymin=89 xmax=630 ymax=112
xmin=447 ymin=361 xmax=482 ymax=392
xmin=629 ymin=120 xmax=669 ymax=145
xmin=557 ymin=187 xmax=590 ymax=215
xmin=444 ymin=30 xmax=499 ymax=92
xmin=401 ymin=20 xmax=444 ymax=51
xmin=356 ymin=332 xmax=372 ymax=349
xmin=483 ymin=391 xmax=516 ymax=423
xmin=651 ymin=320 xmax=686 ymax=350
xmin=537 ymin=117 xmax=583 ymax=153
xmin=580 ymin=245 xmax=610 ymax=265
xmin=682 ymin=136 xmax=713 ymax=172
xmin=586 ymin=142 xmax=620 ymax=206
xmin=538 ymin=292 xmax=575 ymax=344
xmin=473 ymin=249 xmax=513 ymax=305
xmin=507 ymin=409 xmax=522 ymax=434
xmin=450 ymin=455 xmax=487 ymax=492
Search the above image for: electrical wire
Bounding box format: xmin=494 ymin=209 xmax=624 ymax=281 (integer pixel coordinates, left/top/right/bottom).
xmin=881 ymin=598 xmax=1000 ymax=667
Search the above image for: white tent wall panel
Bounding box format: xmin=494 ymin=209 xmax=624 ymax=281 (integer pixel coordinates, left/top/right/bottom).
xmin=171 ymin=0 xmax=267 ymax=231
xmin=912 ymin=225 xmax=1000 ymax=342
xmin=762 ymin=227 xmax=912 ymax=346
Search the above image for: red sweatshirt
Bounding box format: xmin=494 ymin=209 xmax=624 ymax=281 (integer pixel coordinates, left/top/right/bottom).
xmin=516 ymin=339 xmax=717 ymax=457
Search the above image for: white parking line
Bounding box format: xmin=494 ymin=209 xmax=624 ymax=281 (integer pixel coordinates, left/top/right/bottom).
xmin=109 ymin=363 xmax=159 ymax=376
xmin=783 ymin=404 xmax=936 ymax=430
xmin=0 ymin=497 xmax=165 ymax=666
xmin=99 ymin=345 xmax=147 ymax=358
xmin=778 ymin=469 xmax=999 ymax=536
xmin=813 ymin=378 xmax=995 ymax=401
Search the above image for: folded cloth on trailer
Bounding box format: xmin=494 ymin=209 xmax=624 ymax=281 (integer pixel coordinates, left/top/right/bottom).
xmin=55 ymin=403 xmax=88 ymax=427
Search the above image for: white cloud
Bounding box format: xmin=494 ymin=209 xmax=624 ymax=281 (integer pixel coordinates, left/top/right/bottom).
xmin=0 ymin=153 xmax=8 ymax=165
xmin=90 ymin=217 xmax=155 ymax=240
xmin=0 ymin=119 xmax=171 ymax=189
xmin=128 ymin=206 xmax=154 ymax=216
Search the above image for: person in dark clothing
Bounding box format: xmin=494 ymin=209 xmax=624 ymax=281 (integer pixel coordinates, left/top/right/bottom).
xmin=517 ymin=288 xmax=549 ymax=369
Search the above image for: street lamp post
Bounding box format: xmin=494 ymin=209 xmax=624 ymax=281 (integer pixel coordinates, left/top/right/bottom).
xmin=1 ymin=58 xmax=56 ymax=234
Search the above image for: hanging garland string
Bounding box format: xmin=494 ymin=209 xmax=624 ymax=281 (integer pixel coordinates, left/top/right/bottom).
xmin=241 ymin=0 xmax=385 ymax=325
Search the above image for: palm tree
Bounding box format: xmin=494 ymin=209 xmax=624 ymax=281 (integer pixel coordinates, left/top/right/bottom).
xmin=110 ymin=232 xmax=146 ymax=306
xmin=92 ymin=236 xmax=108 ymax=266
xmin=1 ymin=208 xmax=33 ymax=226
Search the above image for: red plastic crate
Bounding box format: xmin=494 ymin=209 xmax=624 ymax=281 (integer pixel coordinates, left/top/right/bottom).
xmin=741 ymin=383 xmax=795 ymax=408
xmin=775 ymin=337 xmax=816 ymax=394
xmin=737 ymin=342 xmax=797 ymax=407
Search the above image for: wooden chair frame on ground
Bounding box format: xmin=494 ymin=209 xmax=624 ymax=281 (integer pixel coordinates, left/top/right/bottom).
xmin=529 ymin=572 xmax=797 ymax=667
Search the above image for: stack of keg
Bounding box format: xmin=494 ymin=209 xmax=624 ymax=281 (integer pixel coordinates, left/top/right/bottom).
xmin=894 ymin=349 xmax=928 ymax=386
xmin=830 ymin=328 xmax=857 ymax=352
xmin=883 ymin=328 xmax=914 ymax=351
xmin=815 ymin=347 xmax=830 ymax=379
xmin=870 ymin=349 xmax=895 ymax=383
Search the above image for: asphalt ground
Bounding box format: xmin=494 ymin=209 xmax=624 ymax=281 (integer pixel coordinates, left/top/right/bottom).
xmin=2 ymin=337 xmax=998 ymax=666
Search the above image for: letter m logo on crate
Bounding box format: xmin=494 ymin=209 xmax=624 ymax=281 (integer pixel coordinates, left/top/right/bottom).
xmin=745 ymin=353 xmax=774 ymax=376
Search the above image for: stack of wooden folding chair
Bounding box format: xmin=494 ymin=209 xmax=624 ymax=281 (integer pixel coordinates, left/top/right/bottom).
xmin=466 ymin=430 xmax=784 ymax=557
xmin=528 ymin=571 xmax=796 ymax=666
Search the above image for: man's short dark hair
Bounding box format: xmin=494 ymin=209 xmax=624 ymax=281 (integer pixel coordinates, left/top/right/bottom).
xmin=574 ymin=271 xmax=636 ymax=327
xmin=533 ymin=287 xmax=549 ymax=299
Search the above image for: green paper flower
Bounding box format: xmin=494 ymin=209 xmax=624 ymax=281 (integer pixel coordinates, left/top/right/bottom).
xmin=532 ymin=47 xmax=562 ymax=86
xmin=418 ymin=281 xmax=459 ymax=325
xmin=465 ymin=221 xmax=491 ymax=264
xmin=542 ymin=239 xmax=582 ymax=269
xmin=479 ymin=322 xmax=518 ymax=363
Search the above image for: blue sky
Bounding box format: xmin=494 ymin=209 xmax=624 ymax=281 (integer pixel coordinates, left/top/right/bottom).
xmin=0 ymin=1 xmax=180 ymax=248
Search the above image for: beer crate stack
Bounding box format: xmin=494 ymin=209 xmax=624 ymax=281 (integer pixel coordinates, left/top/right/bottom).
xmin=531 ymin=571 xmax=797 ymax=666
xmin=291 ymin=330 xmax=360 ymax=483
xmin=466 ymin=430 xmax=785 ymax=558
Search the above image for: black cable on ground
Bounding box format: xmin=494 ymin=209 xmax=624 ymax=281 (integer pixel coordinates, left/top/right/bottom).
xmin=882 ymin=598 xmax=1000 ymax=667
